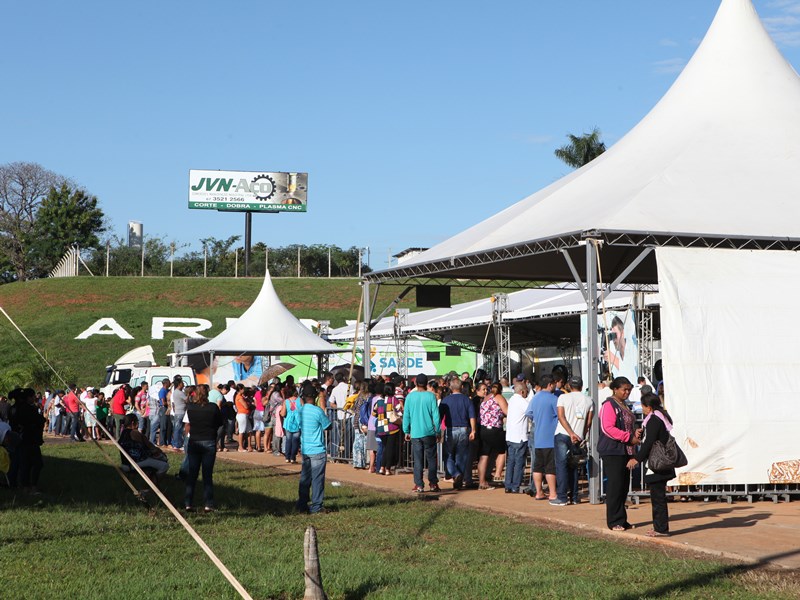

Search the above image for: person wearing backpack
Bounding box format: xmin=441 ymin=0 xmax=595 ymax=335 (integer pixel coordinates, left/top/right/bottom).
xmin=351 ymin=382 xmax=370 ymax=469
xmin=280 ymin=387 xmax=302 ymax=463
xmin=373 ymin=382 xmax=403 ymax=476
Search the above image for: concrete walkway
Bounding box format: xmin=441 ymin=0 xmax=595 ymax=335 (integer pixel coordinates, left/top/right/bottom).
xmin=219 ymin=450 xmax=800 ymax=570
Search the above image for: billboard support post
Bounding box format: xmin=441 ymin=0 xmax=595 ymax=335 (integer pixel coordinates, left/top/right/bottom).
xmin=244 ymin=211 xmax=252 ymax=277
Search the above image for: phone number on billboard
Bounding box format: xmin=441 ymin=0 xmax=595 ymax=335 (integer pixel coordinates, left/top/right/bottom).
xmin=208 ymin=196 xmax=246 ymax=202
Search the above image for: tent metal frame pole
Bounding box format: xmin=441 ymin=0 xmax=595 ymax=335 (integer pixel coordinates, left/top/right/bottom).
xmin=209 ymin=350 xmax=215 ymax=390
xmin=560 ymin=249 xmax=588 ymax=303
xmin=316 ymin=353 xmax=324 ymax=378
xmin=317 ymin=321 xmax=331 ymax=376
xmin=362 ymin=282 xmax=371 ymax=380
xmin=369 ymin=285 xmax=412 ymax=328
xmin=492 ymin=293 xmax=511 ymax=383
xmin=601 ymin=247 xmax=652 ymax=299
xmin=585 ymin=240 xmax=601 ymax=505
xmin=394 ymin=309 xmax=410 ymax=379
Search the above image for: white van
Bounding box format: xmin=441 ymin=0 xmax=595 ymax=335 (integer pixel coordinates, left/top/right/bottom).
xmin=99 ymin=345 xmax=195 ymax=399
xmin=129 ymin=365 xmax=196 ymax=391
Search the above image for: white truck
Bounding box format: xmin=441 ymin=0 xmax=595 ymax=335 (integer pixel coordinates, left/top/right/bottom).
xmin=100 ymin=345 xmax=195 ymax=398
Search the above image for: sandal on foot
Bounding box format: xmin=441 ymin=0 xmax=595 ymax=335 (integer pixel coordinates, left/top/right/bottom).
xmin=646 ymin=530 xmax=670 ymax=537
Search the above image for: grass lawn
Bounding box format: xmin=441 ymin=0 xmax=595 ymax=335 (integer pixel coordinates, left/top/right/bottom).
xmin=0 ymin=276 xmax=507 ymax=384
xmin=1 ymin=443 xmax=797 ymax=600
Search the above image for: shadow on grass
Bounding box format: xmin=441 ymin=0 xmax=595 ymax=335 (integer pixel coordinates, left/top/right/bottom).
xmin=614 ymin=548 xmax=800 ymax=600
xmin=342 ymin=575 xmax=389 ymax=600
xmin=0 ymin=454 xmax=299 ymax=517
xmin=1 ymin=453 xmax=433 ymax=520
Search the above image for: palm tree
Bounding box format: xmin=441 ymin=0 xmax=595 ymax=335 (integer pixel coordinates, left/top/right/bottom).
xmin=554 ymin=128 xmax=606 ymax=169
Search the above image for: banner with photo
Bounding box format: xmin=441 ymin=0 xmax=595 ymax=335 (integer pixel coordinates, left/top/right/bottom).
xmin=580 ymin=307 xmax=639 ymax=387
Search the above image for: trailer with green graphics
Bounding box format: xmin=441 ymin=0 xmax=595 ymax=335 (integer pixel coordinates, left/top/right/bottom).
xmin=274 ymin=337 xmax=477 ymax=382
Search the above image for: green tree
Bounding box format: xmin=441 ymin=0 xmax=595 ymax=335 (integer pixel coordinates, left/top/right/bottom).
xmin=554 ymin=128 xmax=606 ymax=169
xmin=201 ymin=235 xmax=241 ymax=277
xmin=0 ymin=162 xmax=67 ymax=280
xmin=27 ymin=183 xmax=106 ymax=277
xmin=0 ymin=366 xmax=33 ymax=396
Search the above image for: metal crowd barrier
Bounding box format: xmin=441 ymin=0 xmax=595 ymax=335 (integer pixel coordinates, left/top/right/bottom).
xmin=320 ymin=411 xmax=798 ymax=503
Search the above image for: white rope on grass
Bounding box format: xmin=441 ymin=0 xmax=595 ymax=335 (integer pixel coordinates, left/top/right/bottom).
xmin=0 ymin=305 xmax=254 ymax=600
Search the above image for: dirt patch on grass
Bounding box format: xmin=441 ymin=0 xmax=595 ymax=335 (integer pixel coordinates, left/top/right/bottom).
xmin=285 ymin=301 xmax=357 ymax=310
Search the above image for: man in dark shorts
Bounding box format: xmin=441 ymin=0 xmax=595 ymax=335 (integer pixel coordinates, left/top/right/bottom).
xmin=530 ymin=375 xmax=558 ymax=501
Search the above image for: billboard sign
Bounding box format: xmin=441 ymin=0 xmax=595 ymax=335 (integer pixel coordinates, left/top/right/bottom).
xmin=188 ymin=170 xmax=307 ymax=212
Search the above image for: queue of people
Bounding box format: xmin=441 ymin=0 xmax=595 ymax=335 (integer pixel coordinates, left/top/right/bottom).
xmin=1 ymin=369 xmax=675 ymax=532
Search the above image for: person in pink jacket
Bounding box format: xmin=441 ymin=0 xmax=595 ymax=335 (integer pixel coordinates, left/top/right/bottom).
xmin=598 ymin=377 xmax=641 ymax=531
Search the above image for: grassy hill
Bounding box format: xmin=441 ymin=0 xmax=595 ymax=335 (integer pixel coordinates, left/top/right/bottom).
xmin=0 ymin=276 xmax=498 ymax=388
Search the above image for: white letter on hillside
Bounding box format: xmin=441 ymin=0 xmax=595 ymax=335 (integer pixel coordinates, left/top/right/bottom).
xmin=75 ymin=318 xmax=134 ymax=340
xmin=152 ymin=318 xmax=213 ymax=340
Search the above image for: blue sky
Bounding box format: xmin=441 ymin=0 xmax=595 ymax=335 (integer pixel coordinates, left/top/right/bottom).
xmin=4 ymin=1 xmax=800 ymax=269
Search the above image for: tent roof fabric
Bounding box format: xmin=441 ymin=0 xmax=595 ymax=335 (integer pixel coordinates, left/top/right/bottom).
xmin=182 ymin=273 xmax=343 ymax=356
xmin=367 ymin=0 xmax=800 ymax=285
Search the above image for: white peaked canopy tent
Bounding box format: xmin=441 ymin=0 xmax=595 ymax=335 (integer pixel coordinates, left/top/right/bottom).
xmin=182 ymin=272 xmax=344 ymax=357
xmin=367 ymin=0 xmax=800 ymax=289
xmin=361 ymin=0 xmax=800 ymax=501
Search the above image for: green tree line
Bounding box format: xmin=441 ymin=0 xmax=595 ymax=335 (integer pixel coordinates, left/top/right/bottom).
xmin=83 ymin=237 xmax=370 ymax=278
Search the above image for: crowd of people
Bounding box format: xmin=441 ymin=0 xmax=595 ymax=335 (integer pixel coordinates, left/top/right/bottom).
xmin=0 ymin=367 xmax=674 ymax=534
xmin=322 ymin=368 xmax=673 ymax=535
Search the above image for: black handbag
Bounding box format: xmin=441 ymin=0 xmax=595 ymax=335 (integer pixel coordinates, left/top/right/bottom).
xmin=648 ymin=435 xmax=688 ymax=471
xmin=567 ymin=441 xmax=588 ymax=469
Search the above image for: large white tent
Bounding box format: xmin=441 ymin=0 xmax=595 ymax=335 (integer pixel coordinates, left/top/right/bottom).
xmin=366 ymin=0 xmax=800 ymax=287
xmin=182 ymin=273 xmax=343 ymax=356
xmin=362 ymin=0 xmax=800 ymax=494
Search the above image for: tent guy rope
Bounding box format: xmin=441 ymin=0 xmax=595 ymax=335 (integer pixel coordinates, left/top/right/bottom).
xmin=0 ymin=304 xmax=255 ymax=600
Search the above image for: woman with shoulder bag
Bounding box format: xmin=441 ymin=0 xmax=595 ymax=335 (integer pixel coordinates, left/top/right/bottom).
xmin=626 ymin=392 xmax=676 ymax=537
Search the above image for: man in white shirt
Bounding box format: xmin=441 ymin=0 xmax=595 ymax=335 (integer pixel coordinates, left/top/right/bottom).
xmin=597 ymin=379 xmax=613 ymax=403
xmin=504 ymin=379 xmax=531 ymax=493
xmin=552 ymin=375 xmax=593 ymax=506
xmin=171 ymin=380 xmax=188 ymax=450
xmin=327 ymin=373 xmax=351 ymax=460
xmin=627 ymin=376 xmax=646 ymax=415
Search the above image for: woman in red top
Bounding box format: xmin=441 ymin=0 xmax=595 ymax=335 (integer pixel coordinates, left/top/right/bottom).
xmin=111 ymin=385 xmax=129 ymax=440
